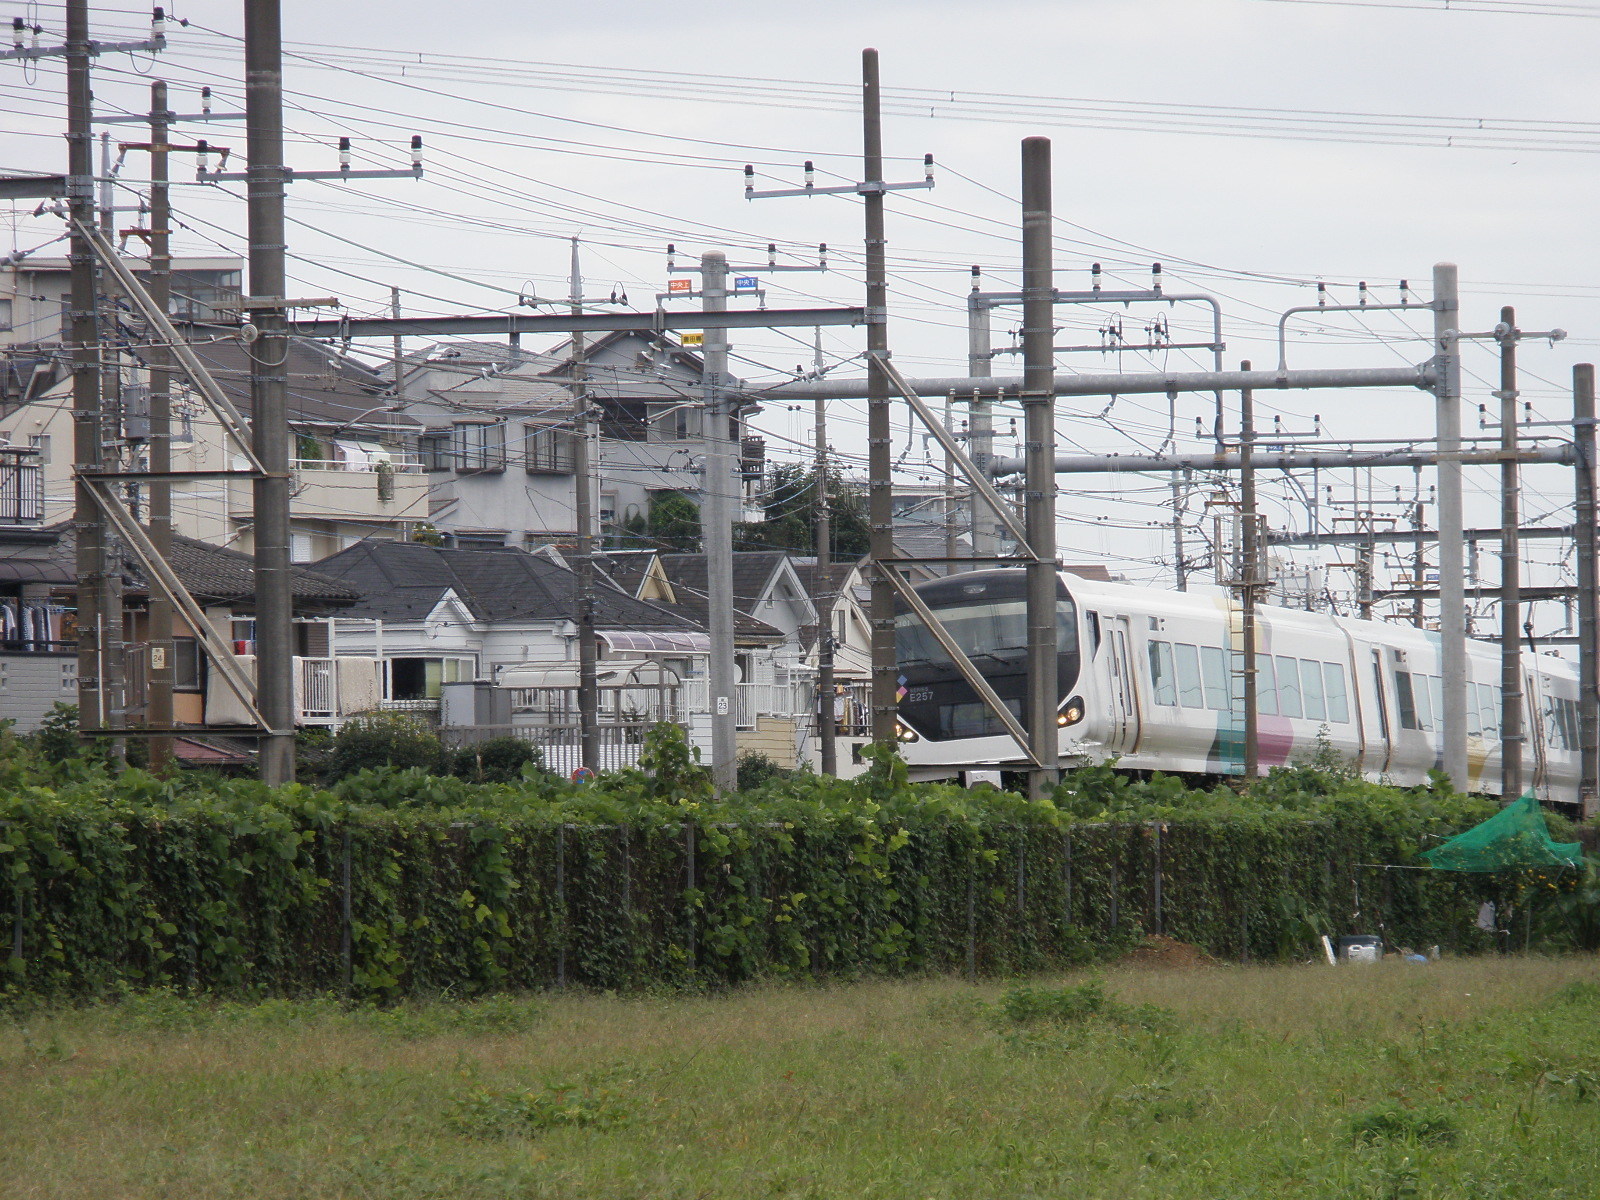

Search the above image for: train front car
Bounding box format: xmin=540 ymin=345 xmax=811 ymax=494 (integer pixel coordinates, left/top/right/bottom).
xmin=893 ymin=569 xmax=1082 ymax=782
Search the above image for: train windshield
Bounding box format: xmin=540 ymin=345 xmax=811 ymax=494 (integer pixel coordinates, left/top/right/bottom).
xmin=894 ymin=600 xmax=1075 ymax=668
xmin=894 ymin=572 xmax=1080 ymax=740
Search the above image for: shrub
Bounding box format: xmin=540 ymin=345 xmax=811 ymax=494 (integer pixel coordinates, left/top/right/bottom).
xmin=449 ymin=736 xmax=541 ymax=784
xmin=1346 ymin=1103 xmax=1460 ymax=1146
xmin=996 ymin=980 xmax=1171 ymax=1031
xmin=450 ymin=1082 xmax=631 ymax=1135
xmin=326 ymin=711 xmax=444 ymax=780
xmin=735 ymin=751 xmax=793 ymax=791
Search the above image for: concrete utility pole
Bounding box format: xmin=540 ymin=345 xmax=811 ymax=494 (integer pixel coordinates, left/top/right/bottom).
xmin=1433 ymin=263 xmax=1469 ymax=792
xmin=1497 ymin=307 xmax=1524 ymax=798
xmin=145 ymin=80 xmax=175 ymax=771
xmin=700 ymin=250 xmax=738 ymax=790
xmin=967 ymin=267 xmax=997 ymax=558
xmin=813 ymin=329 xmax=837 ymax=776
xmin=569 ymin=238 xmax=600 ymax=774
xmin=862 ymin=48 xmax=897 ymax=749
xmin=1574 ymin=363 xmax=1597 ymax=816
xmin=66 ymin=0 xmax=105 ymax=741
xmin=1020 ymin=136 xmax=1058 ymax=800
xmin=245 ymin=0 xmax=296 ymax=785
xmin=1238 ymin=365 xmax=1260 ymax=779
xmin=95 ymin=129 xmax=125 ymax=762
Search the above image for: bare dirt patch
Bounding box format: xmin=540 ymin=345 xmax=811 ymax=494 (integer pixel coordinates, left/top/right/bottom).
xmin=1113 ymin=934 xmax=1218 ymax=970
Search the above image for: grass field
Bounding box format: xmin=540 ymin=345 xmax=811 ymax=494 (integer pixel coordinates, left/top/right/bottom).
xmin=3 ymin=956 xmax=1599 ymax=1199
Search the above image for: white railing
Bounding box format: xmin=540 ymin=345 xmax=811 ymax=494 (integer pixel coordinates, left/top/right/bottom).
xmin=291 ymin=455 xmax=425 ymax=474
xmin=507 ymin=684 xmax=680 ymax=724
xmin=679 ymin=678 xmax=812 ymax=729
xmin=443 ymin=724 xmax=651 ymax=775
xmin=298 ymin=657 xmax=337 ymax=719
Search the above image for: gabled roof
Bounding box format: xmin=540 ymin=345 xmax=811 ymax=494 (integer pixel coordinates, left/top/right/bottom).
xmin=593 ymin=549 xmax=659 ymax=598
xmin=652 ymin=551 xmax=788 ymax=642
xmin=0 ymin=522 xmax=360 ymax=608
xmin=310 ymin=540 xmax=704 ymax=631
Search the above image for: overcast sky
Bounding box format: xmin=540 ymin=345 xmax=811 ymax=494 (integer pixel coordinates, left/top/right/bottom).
xmin=5 ymin=0 xmax=1598 ymax=623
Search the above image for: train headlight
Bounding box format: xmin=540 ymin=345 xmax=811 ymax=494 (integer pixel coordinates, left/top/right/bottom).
xmin=895 ymin=721 xmax=920 ymax=743
xmin=1058 ymin=697 xmax=1086 ymax=727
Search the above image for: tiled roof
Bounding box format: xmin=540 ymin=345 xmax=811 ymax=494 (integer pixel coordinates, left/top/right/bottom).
xmin=310 ymin=541 xmax=704 ymax=631
xmin=0 ymin=522 xmax=360 ymax=607
xmin=652 ymin=552 xmax=787 ymax=641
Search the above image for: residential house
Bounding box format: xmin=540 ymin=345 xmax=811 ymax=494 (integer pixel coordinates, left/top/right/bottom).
xmin=0 ymin=519 xmax=374 ymax=742
xmin=395 ymin=332 xmax=765 ymax=552
xmin=309 ymin=540 xmax=713 ymax=770
xmin=0 ymin=254 xmax=427 ymax=558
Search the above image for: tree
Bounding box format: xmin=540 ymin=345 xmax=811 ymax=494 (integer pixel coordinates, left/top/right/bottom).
xmin=648 ymin=490 xmax=702 ymax=552
xmin=734 ymin=463 xmax=869 ymax=559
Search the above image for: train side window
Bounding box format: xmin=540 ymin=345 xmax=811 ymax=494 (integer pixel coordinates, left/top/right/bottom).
xmin=1148 ymin=640 xmax=1177 ymax=706
xmin=1465 ymin=685 xmax=1482 ymax=737
xmin=1566 ymin=698 xmax=1580 ymax=748
xmin=1199 ymin=646 xmax=1229 ymax=711
xmin=1086 ymin=611 xmax=1102 ymax=653
xmin=1275 ymin=655 xmax=1303 ymax=719
xmin=1429 ymin=677 xmax=1444 ymax=733
xmin=1544 ymin=697 xmax=1564 ymax=751
xmin=1323 ymin=663 xmax=1349 ymax=723
xmin=1485 ymin=685 xmax=1501 ymax=738
xmin=1300 ymin=659 xmax=1326 ymax=722
xmin=1174 ymin=643 xmax=1204 ymax=708
xmin=1396 ymin=670 xmax=1420 ymax=730
xmin=1257 ymin=654 xmax=1278 ymax=716
xmin=1413 ymin=674 xmax=1435 ymax=732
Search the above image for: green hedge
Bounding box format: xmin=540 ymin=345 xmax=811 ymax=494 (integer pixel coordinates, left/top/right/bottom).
xmin=0 ymin=734 xmax=1523 ymax=1000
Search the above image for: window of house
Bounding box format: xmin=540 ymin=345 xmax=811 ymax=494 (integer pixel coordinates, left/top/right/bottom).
xmin=28 ymin=434 xmax=48 ymax=465
xmin=524 ymin=422 xmax=573 ymax=473
xmin=452 ymin=421 xmax=505 ymax=471
xmin=61 ymin=660 xmax=76 ymax=691
xmin=290 ymin=533 xmax=313 ymax=563
xmin=599 ymin=492 xmax=618 ymax=533
xmin=419 ymin=431 xmax=451 ymax=471
xmin=388 ymin=656 xmax=474 ymax=700
xmin=174 ymin=637 xmax=204 ymax=691
xmin=0 ymin=297 xmax=12 ymax=332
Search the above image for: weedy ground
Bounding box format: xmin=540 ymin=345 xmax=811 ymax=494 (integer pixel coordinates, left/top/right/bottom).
xmin=2 ymin=956 xmax=1598 ymax=1199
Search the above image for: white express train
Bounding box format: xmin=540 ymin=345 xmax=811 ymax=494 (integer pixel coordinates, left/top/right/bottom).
xmin=894 ymin=568 xmax=1583 ymax=806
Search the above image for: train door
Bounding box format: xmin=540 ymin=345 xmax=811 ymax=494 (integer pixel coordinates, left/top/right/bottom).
xmin=1526 ymin=666 xmax=1548 ymax=796
xmin=1103 ymin=615 xmax=1140 ymax=754
xmin=1366 ymin=646 xmax=1393 ymax=777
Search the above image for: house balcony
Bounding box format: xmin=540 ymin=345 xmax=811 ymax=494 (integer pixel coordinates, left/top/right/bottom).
xmin=227 ymin=457 xmax=429 ymax=526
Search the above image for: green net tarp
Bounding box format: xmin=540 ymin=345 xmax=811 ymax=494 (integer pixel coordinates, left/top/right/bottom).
xmin=1420 ymin=794 xmax=1584 ymax=873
